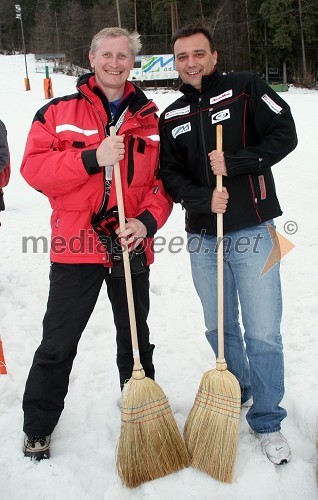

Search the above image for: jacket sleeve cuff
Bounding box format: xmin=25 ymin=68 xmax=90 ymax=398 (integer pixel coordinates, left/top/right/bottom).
xmin=136 ymin=210 xmax=157 ymax=237
xmin=81 ymin=149 xmax=102 ymax=175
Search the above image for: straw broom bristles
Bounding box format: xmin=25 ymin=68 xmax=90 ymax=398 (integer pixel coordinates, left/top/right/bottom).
xmin=117 ymin=370 xmax=190 ymax=488
xmin=110 ymin=125 xmax=189 ymax=487
xmin=184 ymin=360 xmax=241 ymax=483
xmin=183 ymin=125 xmax=242 ymax=483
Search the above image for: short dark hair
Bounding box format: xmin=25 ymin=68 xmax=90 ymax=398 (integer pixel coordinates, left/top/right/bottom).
xmin=171 ymin=25 xmax=215 ymax=54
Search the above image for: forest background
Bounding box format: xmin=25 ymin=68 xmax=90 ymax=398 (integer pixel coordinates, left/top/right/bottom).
xmin=0 ymin=0 xmax=317 ymax=86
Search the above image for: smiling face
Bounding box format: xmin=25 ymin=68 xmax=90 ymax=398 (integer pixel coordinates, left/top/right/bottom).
xmin=174 ymin=32 xmax=218 ymax=92
xmin=89 ymin=35 xmax=135 ymax=100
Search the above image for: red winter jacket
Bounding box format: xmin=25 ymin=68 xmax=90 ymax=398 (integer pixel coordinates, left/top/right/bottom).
xmin=21 ymin=74 xmax=172 ymax=265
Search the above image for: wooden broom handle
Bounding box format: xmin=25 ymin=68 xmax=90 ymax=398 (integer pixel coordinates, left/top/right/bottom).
xmin=216 ymin=124 xmax=226 ymax=368
xmin=109 ymin=126 xmax=143 ymax=373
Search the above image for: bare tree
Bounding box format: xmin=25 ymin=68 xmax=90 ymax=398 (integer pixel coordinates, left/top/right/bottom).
xmin=60 ymin=0 xmax=86 ymax=66
xmin=30 ymin=0 xmax=55 ymax=53
xmin=245 ymin=0 xmax=252 ymax=70
xmin=298 ymin=0 xmax=307 ymax=82
xmin=170 ymin=1 xmax=178 ymax=34
xmin=133 ymin=0 xmax=137 ymax=31
xmin=116 ymin=0 xmax=122 ymax=27
xmin=211 ymin=0 xmax=228 ymax=36
xmin=198 ymin=0 xmax=204 ymax=24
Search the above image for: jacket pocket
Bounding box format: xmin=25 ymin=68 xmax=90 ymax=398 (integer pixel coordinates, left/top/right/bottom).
xmin=126 ymin=134 xmax=159 ymax=187
xmin=249 ymin=173 xmax=267 ymax=208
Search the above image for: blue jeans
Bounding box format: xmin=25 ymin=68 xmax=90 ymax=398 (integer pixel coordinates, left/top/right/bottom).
xmin=187 ymin=221 xmax=287 ymax=433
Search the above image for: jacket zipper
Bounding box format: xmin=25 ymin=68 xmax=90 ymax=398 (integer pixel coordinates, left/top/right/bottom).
xmin=80 ymin=93 xmax=156 ymax=219
xmin=198 ymin=97 xmax=212 ymax=186
xmin=75 ymin=87 xmax=157 ymax=263
xmin=206 ymin=96 xmax=263 ymax=215
xmin=93 ymin=120 xmax=109 ymax=219
xmin=249 ymin=174 xmax=258 ymax=208
xmin=201 ymin=97 xmax=240 ymax=185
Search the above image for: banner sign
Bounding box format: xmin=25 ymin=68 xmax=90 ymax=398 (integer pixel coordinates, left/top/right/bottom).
xmin=129 ymin=54 xmax=178 ymax=81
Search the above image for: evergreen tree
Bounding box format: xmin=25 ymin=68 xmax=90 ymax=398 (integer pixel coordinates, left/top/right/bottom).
xmin=0 ymin=0 xmax=316 ymax=85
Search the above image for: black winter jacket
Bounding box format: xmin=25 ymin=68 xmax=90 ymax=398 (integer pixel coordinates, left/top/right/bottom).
xmin=159 ymin=70 xmax=298 ymax=235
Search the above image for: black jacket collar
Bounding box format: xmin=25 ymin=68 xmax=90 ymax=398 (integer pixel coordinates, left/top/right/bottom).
xmin=180 ymin=68 xmax=221 ymax=98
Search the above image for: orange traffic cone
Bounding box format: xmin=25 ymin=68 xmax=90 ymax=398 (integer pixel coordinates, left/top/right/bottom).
xmin=0 ymin=336 xmax=7 ymax=375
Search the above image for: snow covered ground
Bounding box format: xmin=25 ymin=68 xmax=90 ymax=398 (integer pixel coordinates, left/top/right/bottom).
xmin=0 ymin=54 xmax=317 ymax=500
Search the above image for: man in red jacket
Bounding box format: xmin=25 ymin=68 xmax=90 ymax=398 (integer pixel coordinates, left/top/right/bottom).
xmin=21 ymin=27 xmax=172 ymax=460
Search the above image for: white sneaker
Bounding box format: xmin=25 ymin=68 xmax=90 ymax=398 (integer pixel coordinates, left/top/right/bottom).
xmin=251 ymin=430 xmax=291 ymax=465
xmin=241 ymin=397 xmax=253 ymax=408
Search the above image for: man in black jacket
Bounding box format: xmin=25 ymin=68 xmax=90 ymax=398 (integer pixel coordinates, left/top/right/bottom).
xmin=159 ymin=25 xmax=297 ymax=465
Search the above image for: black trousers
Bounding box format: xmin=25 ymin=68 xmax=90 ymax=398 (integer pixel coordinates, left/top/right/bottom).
xmin=23 ymin=263 xmax=155 ymax=435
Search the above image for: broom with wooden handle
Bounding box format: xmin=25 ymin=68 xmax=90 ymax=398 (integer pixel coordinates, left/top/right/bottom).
xmin=110 ymin=127 xmax=189 ymax=488
xmin=184 ymin=124 xmax=241 ymax=483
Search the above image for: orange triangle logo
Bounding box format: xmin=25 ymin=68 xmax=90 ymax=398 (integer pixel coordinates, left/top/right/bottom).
xmin=260 ymin=224 xmax=295 ymax=277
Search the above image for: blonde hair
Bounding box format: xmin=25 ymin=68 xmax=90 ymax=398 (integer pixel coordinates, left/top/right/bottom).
xmin=90 ymin=27 xmax=142 ymax=56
